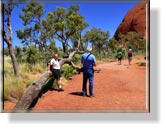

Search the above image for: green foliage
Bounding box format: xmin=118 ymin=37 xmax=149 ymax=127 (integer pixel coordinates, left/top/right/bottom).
xmin=4 ymin=47 xmax=9 ymax=56
xmin=138 ymin=39 xmax=146 ymax=52
xmin=44 ymin=41 xmax=58 ymax=62
xmin=84 ymin=28 xmax=109 ymax=56
xmin=26 ymin=45 xmax=38 ymax=64
xmin=61 ymin=65 xmax=77 ymax=79
xmin=108 ymin=39 xmax=118 ymax=53
xmin=15 ymin=46 xmax=24 ymax=63
xmin=17 ymin=1 xmax=88 ymax=53
xmin=17 ymin=0 xmax=46 ymax=49
xmin=125 ymin=32 xmax=146 ymax=52
xmin=43 ymin=5 xmax=88 ymax=52
xmin=72 ymin=54 xmax=81 ymax=64
xmin=19 ymin=0 xmax=44 ymax=25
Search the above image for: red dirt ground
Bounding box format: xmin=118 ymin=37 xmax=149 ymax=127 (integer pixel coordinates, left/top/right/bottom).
xmin=4 ymin=57 xmax=148 ymax=112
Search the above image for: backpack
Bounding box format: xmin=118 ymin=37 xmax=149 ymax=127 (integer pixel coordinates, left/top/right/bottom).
xmin=128 ymin=50 xmax=132 ymax=57
xmin=117 ymin=51 xmax=122 ymax=59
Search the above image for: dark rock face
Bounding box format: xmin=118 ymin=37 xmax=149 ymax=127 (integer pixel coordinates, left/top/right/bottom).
xmin=114 ymin=4 xmax=146 ymax=39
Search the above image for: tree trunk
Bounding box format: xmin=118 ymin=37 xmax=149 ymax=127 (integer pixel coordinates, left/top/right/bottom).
xmin=98 ymin=46 xmax=101 ymax=60
xmin=62 ymin=41 xmax=67 ymax=53
xmin=4 ymin=4 xmax=19 ymax=77
xmin=4 ymin=33 xmax=19 ymax=77
xmin=8 ymin=43 xmax=19 ymax=77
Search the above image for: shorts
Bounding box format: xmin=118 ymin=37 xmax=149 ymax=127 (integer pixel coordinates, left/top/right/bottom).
xmin=52 ymin=69 xmax=61 ymax=79
xmin=118 ymin=57 xmax=122 ymax=60
xmin=128 ymin=56 xmax=132 ymax=61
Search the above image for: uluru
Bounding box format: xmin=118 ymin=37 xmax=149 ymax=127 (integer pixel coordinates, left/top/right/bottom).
xmin=114 ymin=4 xmax=146 ymax=39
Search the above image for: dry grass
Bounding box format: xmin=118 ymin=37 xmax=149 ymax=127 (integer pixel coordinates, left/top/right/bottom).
xmin=96 ymin=58 xmax=116 ymax=64
xmin=4 ymin=56 xmax=46 ymax=101
xmin=4 ymin=56 xmax=70 ymax=102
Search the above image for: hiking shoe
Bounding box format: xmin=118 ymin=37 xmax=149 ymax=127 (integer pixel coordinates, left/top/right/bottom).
xmin=89 ymin=95 xmax=95 ymax=98
xmin=58 ymin=88 xmax=64 ymax=92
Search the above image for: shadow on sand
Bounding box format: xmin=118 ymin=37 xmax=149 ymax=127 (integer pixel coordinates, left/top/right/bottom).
xmin=69 ymin=92 xmax=83 ymax=97
xmin=29 ymin=77 xmax=58 ymax=109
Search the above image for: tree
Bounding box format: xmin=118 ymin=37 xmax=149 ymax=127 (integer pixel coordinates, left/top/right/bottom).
xmin=16 ymin=0 xmax=45 ymax=50
xmin=42 ymin=5 xmax=88 ymax=53
xmin=84 ymin=28 xmax=109 ymax=56
xmin=108 ymin=38 xmax=118 ymax=52
xmin=117 ymin=33 xmax=127 ymax=48
xmin=17 ymin=1 xmax=88 ymax=54
xmin=26 ymin=45 xmax=38 ymax=65
xmin=3 ymin=0 xmax=19 ymax=77
xmin=44 ymin=40 xmax=58 ymax=62
xmin=15 ymin=46 xmax=23 ymax=63
xmin=126 ymin=32 xmax=145 ymax=52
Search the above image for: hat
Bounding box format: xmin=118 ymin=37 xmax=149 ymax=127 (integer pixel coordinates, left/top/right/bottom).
xmin=87 ymin=46 xmax=92 ymax=52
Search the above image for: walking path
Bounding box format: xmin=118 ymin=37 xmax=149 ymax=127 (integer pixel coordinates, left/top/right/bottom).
xmin=32 ymin=57 xmax=147 ymax=112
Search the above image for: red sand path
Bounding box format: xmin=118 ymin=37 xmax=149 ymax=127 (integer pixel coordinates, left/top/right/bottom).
xmin=4 ymin=57 xmax=148 ymax=112
xmin=33 ymin=57 xmax=147 ymax=111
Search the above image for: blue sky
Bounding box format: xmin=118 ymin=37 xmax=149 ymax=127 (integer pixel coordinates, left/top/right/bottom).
xmin=8 ymin=3 xmax=136 ymax=48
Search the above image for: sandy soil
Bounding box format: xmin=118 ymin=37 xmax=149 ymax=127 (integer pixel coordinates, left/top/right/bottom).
xmin=4 ymin=57 xmax=148 ymax=112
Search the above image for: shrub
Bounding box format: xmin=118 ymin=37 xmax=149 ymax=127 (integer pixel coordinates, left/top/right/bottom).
xmin=136 ymin=62 xmax=146 ymax=66
xmin=26 ymin=45 xmax=38 ymax=64
xmin=61 ymin=64 xmax=77 ymax=79
xmin=72 ymin=54 xmax=81 ymax=64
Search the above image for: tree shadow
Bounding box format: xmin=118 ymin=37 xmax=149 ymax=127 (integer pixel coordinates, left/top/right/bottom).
xmin=29 ymin=77 xmax=57 ymax=109
xmin=69 ymin=92 xmax=83 ymax=97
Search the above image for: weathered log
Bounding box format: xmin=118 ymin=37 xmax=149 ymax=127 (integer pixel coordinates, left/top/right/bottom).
xmin=12 ymin=71 xmax=52 ymax=112
xmin=12 ymin=50 xmax=82 ymax=112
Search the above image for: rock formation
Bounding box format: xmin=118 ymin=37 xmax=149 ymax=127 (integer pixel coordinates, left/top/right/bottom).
xmin=114 ymin=4 xmax=147 ymax=39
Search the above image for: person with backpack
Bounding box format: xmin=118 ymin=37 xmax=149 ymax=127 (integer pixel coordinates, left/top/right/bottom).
xmin=48 ymin=53 xmax=64 ymax=92
xmin=128 ymin=47 xmax=133 ymax=65
xmin=81 ymin=46 xmax=96 ymax=97
xmin=117 ymin=50 xmax=123 ymax=65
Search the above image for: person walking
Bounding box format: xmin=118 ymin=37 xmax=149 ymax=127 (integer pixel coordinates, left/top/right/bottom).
xmin=117 ymin=50 xmax=123 ymax=65
xmin=48 ymin=53 xmax=64 ymax=92
xmin=81 ymin=46 xmax=96 ymax=97
xmin=128 ymin=47 xmax=133 ymax=65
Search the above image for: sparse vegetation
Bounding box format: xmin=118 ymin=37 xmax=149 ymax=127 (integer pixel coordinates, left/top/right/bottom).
xmin=136 ymin=62 xmax=146 ymax=66
xmin=3 ymin=1 xmax=147 ymax=104
xmin=4 ymin=56 xmax=77 ymax=102
xmin=61 ymin=64 xmax=77 ymax=79
xmin=4 ymin=56 xmax=46 ymax=101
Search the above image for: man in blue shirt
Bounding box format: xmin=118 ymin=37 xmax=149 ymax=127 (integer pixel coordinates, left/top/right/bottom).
xmin=81 ymin=46 xmax=96 ymax=97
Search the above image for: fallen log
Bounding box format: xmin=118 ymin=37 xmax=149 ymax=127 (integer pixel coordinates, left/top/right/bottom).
xmin=12 ymin=49 xmax=100 ymax=112
xmin=12 ymin=71 xmax=52 ymax=112
xmin=12 ymin=50 xmax=83 ymax=112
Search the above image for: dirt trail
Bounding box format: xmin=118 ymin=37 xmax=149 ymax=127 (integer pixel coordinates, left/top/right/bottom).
xmin=33 ymin=57 xmax=147 ymax=111
xmin=4 ymin=57 xmax=147 ymax=111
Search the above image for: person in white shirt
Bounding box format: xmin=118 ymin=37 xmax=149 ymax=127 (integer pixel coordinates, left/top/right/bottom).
xmin=48 ymin=53 xmax=64 ymax=91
